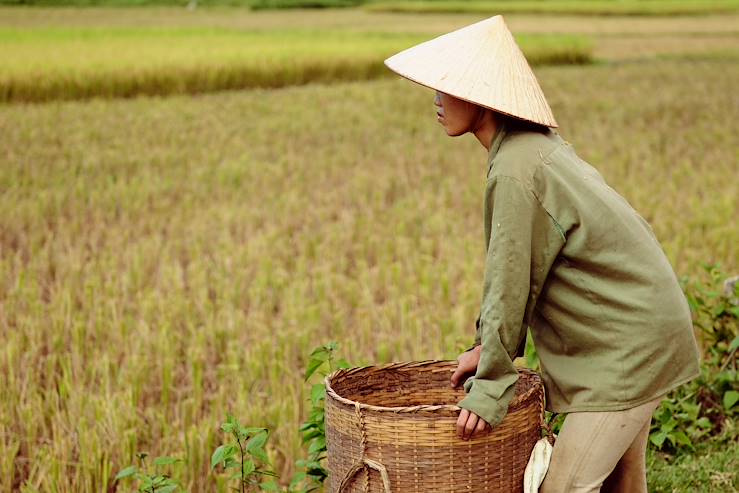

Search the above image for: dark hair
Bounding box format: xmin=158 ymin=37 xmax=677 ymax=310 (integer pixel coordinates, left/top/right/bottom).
xmin=496 ymin=111 xmax=550 ymax=135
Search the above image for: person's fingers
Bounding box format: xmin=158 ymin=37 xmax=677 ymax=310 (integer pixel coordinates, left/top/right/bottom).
xmin=456 ymin=409 xmax=469 ymax=439
xmin=473 ymin=416 xmax=487 ymax=438
xmin=451 ymin=354 xmax=476 ymax=388
xmin=463 ymin=413 xmax=479 ymax=440
xmin=450 ymin=366 xmax=464 ymax=388
xmin=457 ymin=410 xmax=492 ymax=441
xmin=450 ymin=359 xmax=471 ymax=388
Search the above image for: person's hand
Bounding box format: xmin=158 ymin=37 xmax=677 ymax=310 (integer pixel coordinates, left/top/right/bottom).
xmin=451 ymin=346 xmax=490 ymax=439
xmin=456 ymin=408 xmax=491 ymax=440
xmin=450 ymin=345 xmax=482 ymax=389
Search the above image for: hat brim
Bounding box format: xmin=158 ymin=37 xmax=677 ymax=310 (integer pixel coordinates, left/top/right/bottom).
xmin=383 ymin=15 xmax=559 ymax=128
xmin=384 ymin=59 xmax=558 ymax=128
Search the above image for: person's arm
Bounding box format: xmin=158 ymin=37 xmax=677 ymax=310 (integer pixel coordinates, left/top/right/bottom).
xmin=469 ymin=316 xmax=525 ymax=357
xmin=457 ymin=175 xmax=563 ymax=431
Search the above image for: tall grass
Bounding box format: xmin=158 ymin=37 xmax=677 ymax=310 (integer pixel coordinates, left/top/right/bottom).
xmin=0 ymin=27 xmax=591 ymax=102
xmin=0 ymin=56 xmax=737 ymax=491
xmin=365 ymin=0 xmax=739 ymax=16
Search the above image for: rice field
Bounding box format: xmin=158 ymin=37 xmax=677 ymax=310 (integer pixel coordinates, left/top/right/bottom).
xmin=3 ymin=5 xmax=739 ymax=103
xmin=2 ymin=6 xmax=737 ymax=33
xmin=0 ymin=27 xmax=591 ymax=103
xmin=0 ymin=6 xmax=738 ymax=493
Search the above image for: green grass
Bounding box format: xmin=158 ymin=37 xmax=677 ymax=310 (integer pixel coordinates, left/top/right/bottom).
xmin=366 ymin=0 xmax=739 ymax=16
xmin=0 ymin=55 xmax=737 ymax=491
xmin=0 ymin=27 xmax=591 ymax=103
xmin=647 ymin=432 xmax=739 ymax=491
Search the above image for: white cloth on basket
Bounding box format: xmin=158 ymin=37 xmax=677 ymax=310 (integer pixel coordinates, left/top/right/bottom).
xmin=523 ymin=437 xmax=553 ymax=493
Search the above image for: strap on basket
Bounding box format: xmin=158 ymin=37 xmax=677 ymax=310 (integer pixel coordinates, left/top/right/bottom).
xmin=338 ymin=458 xmax=392 ymax=493
xmin=537 ymin=380 xmax=556 ymax=445
xmin=337 ymin=402 xmax=392 ymax=493
xmin=543 ymin=414 xmax=556 ymax=445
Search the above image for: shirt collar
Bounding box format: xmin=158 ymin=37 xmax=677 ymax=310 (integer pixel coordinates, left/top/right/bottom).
xmin=486 ymin=118 xmax=508 ymax=171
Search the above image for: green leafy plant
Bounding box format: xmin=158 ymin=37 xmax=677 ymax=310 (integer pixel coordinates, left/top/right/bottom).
xmin=211 ymin=414 xmax=277 ymax=493
xmin=285 ymin=342 xmax=350 ymax=492
xmin=114 ymin=452 xmax=183 ymax=493
xmin=685 ymin=263 xmax=738 ymax=361
xmin=210 ymin=342 xmax=352 ymax=493
xmin=650 ymin=263 xmax=738 ymax=454
xmin=649 ymin=395 xmax=713 ymax=451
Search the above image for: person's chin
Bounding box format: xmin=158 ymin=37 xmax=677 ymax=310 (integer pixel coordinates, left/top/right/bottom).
xmin=444 ymin=127 xmax=465 ymax=137
xmin=438 ymin=119 xmax=463 ymax=137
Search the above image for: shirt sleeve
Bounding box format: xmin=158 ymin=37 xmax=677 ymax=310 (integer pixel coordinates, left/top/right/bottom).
xmin=471 ymin=315 xmax=525 ymax=357
xmin=457 ymin=175 xmax=564 ymax=428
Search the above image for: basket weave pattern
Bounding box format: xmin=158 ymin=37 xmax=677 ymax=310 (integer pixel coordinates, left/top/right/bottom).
xmin=325 ymin=360 xmax=544 ymax=493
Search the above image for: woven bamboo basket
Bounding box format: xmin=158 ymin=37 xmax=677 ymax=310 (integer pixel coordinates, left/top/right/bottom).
xmin=324 ymin=360 xmax=545 ymax=493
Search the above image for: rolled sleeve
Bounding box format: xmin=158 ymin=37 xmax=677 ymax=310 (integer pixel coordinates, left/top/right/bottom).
xmin=458 ymin=175 xmax=561 ymax=428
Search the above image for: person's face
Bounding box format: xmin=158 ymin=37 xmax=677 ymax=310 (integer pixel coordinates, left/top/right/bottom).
xmin=434 ymin=90 xmax=480 ymax=136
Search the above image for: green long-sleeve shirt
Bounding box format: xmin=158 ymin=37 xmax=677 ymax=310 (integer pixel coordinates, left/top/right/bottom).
xmin=457 ymin=118 xmax=701 ymax=428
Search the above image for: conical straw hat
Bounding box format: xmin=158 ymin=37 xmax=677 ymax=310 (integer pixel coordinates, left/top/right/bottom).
xmin=384 ymin=15 xmax=558 ymax=128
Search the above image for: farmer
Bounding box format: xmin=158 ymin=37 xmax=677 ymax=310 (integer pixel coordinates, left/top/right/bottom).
xmin=384 ymin=15 xmax=701 ymax=493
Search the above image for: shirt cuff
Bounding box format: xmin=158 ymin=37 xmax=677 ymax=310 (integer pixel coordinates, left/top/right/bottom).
xmin=457 ymin=373 xmax=519 ymax=429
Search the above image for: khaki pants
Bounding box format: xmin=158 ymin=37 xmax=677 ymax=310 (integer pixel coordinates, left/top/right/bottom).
xmin=539 ymin=395 xmax=663 ymax=493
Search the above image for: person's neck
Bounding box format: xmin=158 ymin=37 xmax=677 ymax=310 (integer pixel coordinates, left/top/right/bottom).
xmin=470 ymin=108 xmax=499 ymax=151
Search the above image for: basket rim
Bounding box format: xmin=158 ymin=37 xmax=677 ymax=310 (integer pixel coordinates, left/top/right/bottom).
xmin=324 ymin=359 xmax=541 ymax=414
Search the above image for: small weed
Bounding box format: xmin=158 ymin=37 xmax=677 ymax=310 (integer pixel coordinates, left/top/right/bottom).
xmin=114 ymin=452 xmax=184 ymax=493
xmin=210 ymin=342 xmax=351 ymax=493
xmin=287 ymin=342 xmax=350 ymax=492
xmin=650 ymin=264 xmax=738 ymax=454
xmin=211 ymin=414 xmax=277 ymax=493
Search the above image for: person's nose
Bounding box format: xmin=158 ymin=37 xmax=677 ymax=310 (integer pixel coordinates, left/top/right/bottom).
xmin=434 ymin=92 xmax=442 ymax=107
